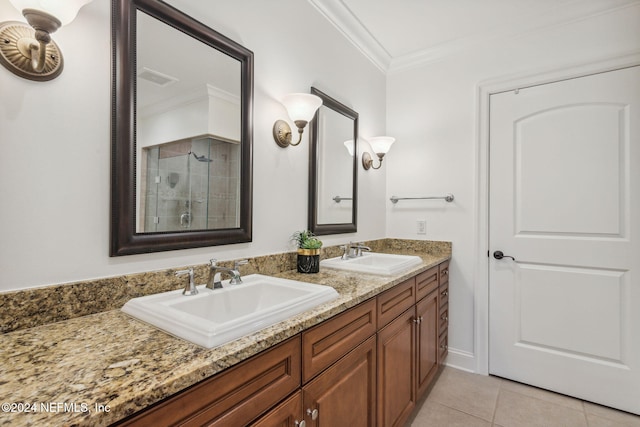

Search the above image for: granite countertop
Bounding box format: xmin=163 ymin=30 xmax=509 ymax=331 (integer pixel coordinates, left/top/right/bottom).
xmin=0 ymin=252 xmax=449 ymax=427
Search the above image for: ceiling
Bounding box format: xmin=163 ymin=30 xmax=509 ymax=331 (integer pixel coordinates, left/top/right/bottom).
xmin=309 ymin=0 xmax=640 ymax=73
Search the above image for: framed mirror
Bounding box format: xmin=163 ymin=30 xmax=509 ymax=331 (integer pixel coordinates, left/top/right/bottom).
xmin=308 ymin=87 xmax=358 ymax=235
xmin=111 ymin=0 xmax=254 ymax=256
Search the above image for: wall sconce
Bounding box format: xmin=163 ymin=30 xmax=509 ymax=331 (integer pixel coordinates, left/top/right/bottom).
xmin=273 ymin=93 xmax=322 ymax=148
xmin=343 ymin=140 xmax=354 ymax=156
xmin=0 ymin=0 xmax=92 ymax=81
xmin=362 ymin=136 xmax=395 ymax=170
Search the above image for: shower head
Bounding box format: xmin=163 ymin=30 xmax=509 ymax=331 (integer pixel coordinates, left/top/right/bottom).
xmin=190 ymin=151 xmax=213 ymax=162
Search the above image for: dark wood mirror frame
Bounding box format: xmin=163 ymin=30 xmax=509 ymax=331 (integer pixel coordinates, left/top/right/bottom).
xmin=110 ymin=0 xmax=254 ymax=256
xmin=308 ymin=87 xmax=358 ymax=235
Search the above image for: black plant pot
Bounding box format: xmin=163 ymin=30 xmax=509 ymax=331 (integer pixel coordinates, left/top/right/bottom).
xmin=297 ymin=249 xmax=320 ymax=274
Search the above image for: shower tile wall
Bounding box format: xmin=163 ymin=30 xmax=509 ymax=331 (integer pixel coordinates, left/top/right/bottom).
xmin=142 ymin=137 xmax=240 ymax=232
xmin=209 ymin=140 xmax=240 ymax=229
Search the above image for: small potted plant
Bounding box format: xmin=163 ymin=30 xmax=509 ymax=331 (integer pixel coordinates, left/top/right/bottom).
xmin=291 ymin=230 xmax=323 ymax=274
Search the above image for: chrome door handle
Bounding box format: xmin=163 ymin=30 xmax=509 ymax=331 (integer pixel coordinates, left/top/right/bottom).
xmin=493 ymin=250 xmax=515 ymax=261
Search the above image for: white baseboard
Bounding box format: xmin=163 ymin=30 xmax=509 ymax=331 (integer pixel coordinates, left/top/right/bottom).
xmin=444 ymin=347 xmax=476 ymax=373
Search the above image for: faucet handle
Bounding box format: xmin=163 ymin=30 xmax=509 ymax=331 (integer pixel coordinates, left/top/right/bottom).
xmin=175 ymin=268 xmax=198 ymax=296
xmin=234 ymin=259 xmax=249 ymax=269
xmin=175 ymin=268 xmax=193 ymax=278
xmin=229 ymin=260 xmax=248 ymax=285
xmin=340 ymin=245 xmax=348 ymax=260
xmin=209 ymin=258 xmax=218 ymax=266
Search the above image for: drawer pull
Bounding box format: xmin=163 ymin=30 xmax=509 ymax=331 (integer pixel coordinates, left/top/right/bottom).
xmin=442 ymin=270 xmax=449 ymax=275
xmin=441 ymin=290 xmax=448 ymax=296
xmin=307 ymin=408 xmax=318 ymax=420
xmin=440 ymin=344 xmax=448 ymax=350
xmin=295 ymin=421 xmax=306 ymax=427
xmin=412 ymin=316 xmax=424 ymax=325
xmin=441 ymin=315 xmax=448 ymax=321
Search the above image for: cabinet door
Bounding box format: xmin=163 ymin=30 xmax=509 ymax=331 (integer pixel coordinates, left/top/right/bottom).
xmin=303 ymin=336 xmax=376 ymax=427
xmin=251 ymin=391 xmax=304 ymax=427
xmin=377 ymin=308 xmax=416 ymax=427
xmin=416 ymin=290 xmax=439 ymax=399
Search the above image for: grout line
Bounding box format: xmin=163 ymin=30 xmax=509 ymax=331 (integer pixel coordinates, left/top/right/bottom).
xmin=581 ymin=400 xmax=591 ymax=427
xmin=492 ymin=377 xmax=503 ymax=425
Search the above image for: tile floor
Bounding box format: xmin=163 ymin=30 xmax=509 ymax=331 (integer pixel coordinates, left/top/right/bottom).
xmin=407 ymin=367 xmax=640 ymax=427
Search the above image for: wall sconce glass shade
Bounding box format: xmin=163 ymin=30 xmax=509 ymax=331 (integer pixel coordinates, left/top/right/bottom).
xmin=9 ymin=0 xmax=93 ymax=26
xmin=344 ymin=140 xmax=354 ymax=156
xmin=0 ymin=0 xmax=92 ymax=81
xmin=362 ymin=136 xmax=395 ymax=170
xmin=273 ymin=93 xmax=323 ymax=147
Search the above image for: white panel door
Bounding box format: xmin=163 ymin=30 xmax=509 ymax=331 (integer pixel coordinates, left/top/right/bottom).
xmin=489 ymin=66 xmax=640 ymax=414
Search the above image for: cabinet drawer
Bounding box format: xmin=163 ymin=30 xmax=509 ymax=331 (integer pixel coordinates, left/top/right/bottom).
xmin=438 ymin=333 xmax=448 ymax=364
xmin=439 ymin=282 xmax=449 ymax=308
xmin=439 ymin=261 xmax=450 ymax=285
xmin=302 ymin=299 xmax=376 ymax=383
xmin=439 ymin=304 xmax=448 ymax=336
xmin=118 ymin=336 xmax=301 ymax=427
xmin=416 ymin=266 xmax=439 ymax=302
xmin=377 ymin=277 xmax=416 ymax=329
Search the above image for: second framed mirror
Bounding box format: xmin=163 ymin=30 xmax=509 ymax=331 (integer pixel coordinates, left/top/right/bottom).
xmin=308 ymin=87 xmax=358 ymax=235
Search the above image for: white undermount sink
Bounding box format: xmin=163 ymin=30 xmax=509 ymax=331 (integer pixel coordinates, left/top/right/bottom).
xmin=321 ymin=252 xmax=423 ymax=276
xmin=122 ymin=274 xmax=339 ymax=348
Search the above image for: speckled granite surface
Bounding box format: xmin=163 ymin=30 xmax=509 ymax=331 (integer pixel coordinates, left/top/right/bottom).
xmin=0 ymin=240 xmax=450 ymax=427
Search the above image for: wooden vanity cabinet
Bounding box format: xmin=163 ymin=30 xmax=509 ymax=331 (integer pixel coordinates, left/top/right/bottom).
xmin=376 ymin=264 xmax=447 ymax=427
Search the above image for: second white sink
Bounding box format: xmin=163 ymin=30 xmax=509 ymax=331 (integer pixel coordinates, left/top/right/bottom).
xmin=122 ymin=274 xmax=339 ymax=348
xmin=321 ymin=252 xmax=423 ymax=276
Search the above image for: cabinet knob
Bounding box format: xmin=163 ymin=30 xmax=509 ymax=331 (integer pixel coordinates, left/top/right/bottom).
xmin=413 ymin=317 xmax=420 ymax=324
xmin=307 ymin=408 xmax=319 ymax=420
xmin=442 ymin=270 xmax=449 ymax=275
xmin=440 ymin=344 xmax=448 ymax=350
xmin=295 ymin=421 xmax=306 ymax=427
xmin=441 ymin=315 xmax=448 ymax=321
xmin=441 ymin=290 xmax=448 ymax=296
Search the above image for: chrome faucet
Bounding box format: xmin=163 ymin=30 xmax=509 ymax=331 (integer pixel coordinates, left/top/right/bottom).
xmin=231 ymin=259 xmax=249 ymax=284
xmin=354 ymin=242 xmax=371 ymax=257
xmin=207 ymin=259 xmax=242 ymax=289
xmin=341 ymin=242 xmax=372 ymax=259
xmin=175 ymin=268 xmax=198 ymax=296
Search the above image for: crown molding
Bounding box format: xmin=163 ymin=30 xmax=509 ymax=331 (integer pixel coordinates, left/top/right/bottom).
xmin=389 ymin=0 xmax=640 ymax=73
xmin=310 ymin=0 xmax=640 ymax=75
xmin=307 ymin=0 xmax=391 ymax=72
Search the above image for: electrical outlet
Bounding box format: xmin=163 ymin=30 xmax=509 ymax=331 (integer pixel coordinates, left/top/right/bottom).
xmin=416 ymin=220 xmax=427 ymax=235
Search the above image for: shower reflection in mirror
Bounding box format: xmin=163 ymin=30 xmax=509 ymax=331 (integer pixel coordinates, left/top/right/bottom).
xmin=139 ymin=135 xmax=240 ymax=232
